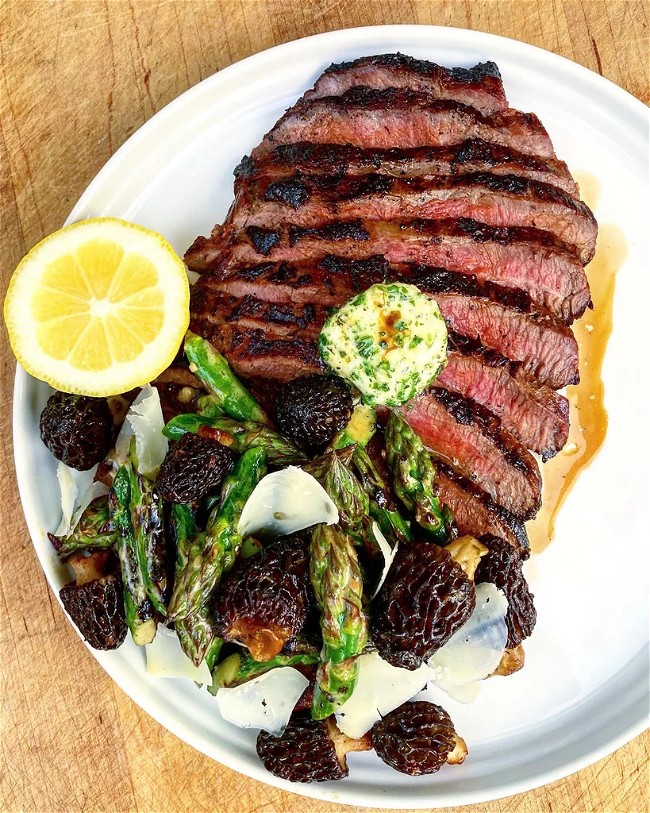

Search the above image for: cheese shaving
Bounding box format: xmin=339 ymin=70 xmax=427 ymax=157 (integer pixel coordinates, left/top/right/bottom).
xmin=216 ymin=667 xmax=309 ymax=736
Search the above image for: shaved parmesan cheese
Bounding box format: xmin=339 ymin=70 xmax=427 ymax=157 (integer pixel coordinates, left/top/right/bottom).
xmin=238 ymin=467 xmax=338 ymax=538
xmin=146 ymin=625 xmax=212 ymax=683
xmin=129 ymin=385 xmax=168 ymax=475
xmin=429 ymin=583 xmax=508 ymax=702
xmin=54 ymin=462 xmax=109 ymax=538
xmin=216 ymin=667 xmax=309 ymax=736
xmin=371 ymin=522 xmax=399 ymax=598
xmin=54 ymin=463 xmax=78 ymax=536
xmin=335 ymin=651 xmax=435 ymax=738
xmin=69 ymin=481 xmax=109 ymax=531
xmin=115 ymin=385 xmax=167 ymax=475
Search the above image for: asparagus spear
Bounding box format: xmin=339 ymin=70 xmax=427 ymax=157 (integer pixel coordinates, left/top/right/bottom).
xmin=49 ymin=496 xmax=115 ymax=560
xmin=328 ymin=404 xmax=377 ymax=451
xmin=213 ymin=647 xmax=320 ymax=690
xmin=385 ymin=413 xmax=453 ymax=543
xmin=128 ymin=464 xmax=168 ymax=616
xmin=176 ymin=612 xmax=223 ymax=669
xmin=196 ymin=394 xmax=223 ymax=419
xmin=351 ymin=446 xmax=412 ymax=546
xmin=169 ymin=503 xmax=223 ymax=667
xmin=309 ymin=524 xmax=368 ymax=719
xmin=306 ymin=450 xmax=368 ymax=542
xmin=163 ymin=414 xmax=307 ymax=466
xmin=167 ymin=447 xmax=267 ymax=622
xmin=184 ymin=331 xmax=270 ymax=424
xmin=110 ymin=465 xmax=156 ymax=645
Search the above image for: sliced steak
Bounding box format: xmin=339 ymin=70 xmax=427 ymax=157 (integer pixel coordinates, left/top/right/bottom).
xmin=303 ymin=55 xmax=508 ymax=115
xmin=190 ymin=317 xmax=324 ymax=383
xmin=435 ymin=464 xmax=529 ymax=550
xmin=438 ymin=346 xmax=569 ymax=458
xmin=399 ymin=389 xmax=542 ymax=519
xmin=252 ymin=88 xmax=556 ymax=160
xmin=191 ymin=286 xmax=571 ymax=454
xmin=232 ymin=172 xmax=596 ymax=263
xmin=185 ymin=227 xmax=228 ymax=272
xmin=407 ymin=267 xmax=579 ymax=388
xmin=227 ymin=219 xmax=590 ymax=322
xmin=198 ymin=258 xmax=578 ymax=388
xmin=191 ymin=288 xmax=327 ymax=340
xmin=197 ymin=255 xmax=391 ymax=304
xmin=237 ymin=140 xmax=578 ymax=197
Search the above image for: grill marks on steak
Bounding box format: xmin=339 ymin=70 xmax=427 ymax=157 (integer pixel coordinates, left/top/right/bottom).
xmin=438 ymin=349 xmax=569 ymax=458
xmin=229 ymin=218 xmax=590 ymax=322
xmin=411 ymin=268 xmax=579 ymax=388
xmin=435 ymin=464 xmax=529 ymax=550
xmin=238 ymin=140 xmax=578 ymax=197
xmin=232 ymin=172 xmax=596 ymax=263
xmin=197 ymin=258 xmax=578 ymax=388
xmin=190 ymin=312 xmax=324 ymax=382
xmin=252 ymin=88 xmax=555 ymax=160
xmin=400 ymin=389 xmax=542 ymax=519
xmin=302 ymin=54 xmax=508 ymax=116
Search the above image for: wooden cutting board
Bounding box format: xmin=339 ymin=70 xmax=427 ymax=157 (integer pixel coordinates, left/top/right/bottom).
xmin=0 ymin=2 xmax=647 ymax=811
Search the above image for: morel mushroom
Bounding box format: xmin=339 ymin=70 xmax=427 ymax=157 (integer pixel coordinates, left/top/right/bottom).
xmin=372 ymin=701 xmax=467 ymax=776
xmin=275 ymin=374 xmax=353 ymax=454
xmin=40 ymin=392 xmax=113 ymax=471
xmin=156 ymin=432 xmax=234 ymax=504
xmin=59 ymin=551 xmax=127 ymax=650
xmin=371 ymin=540 xmax=475 ymax=669
xmin=475 ymin=534 xmax=537 ymax=647
xmin=256 ymin=713 xmax=370 ymax=782
xmin=213 ymin=539 xmax=311 ymax=660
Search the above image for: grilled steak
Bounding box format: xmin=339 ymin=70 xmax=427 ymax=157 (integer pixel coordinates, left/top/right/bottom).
xmin=435 ymin=464 xmax=529 ymax=550
xmin=238 ymin=140 xmax=578 ymax=197
xmin=399 ymin=389 xmax=542 ymax=519
xmin=193 ymin=259 xmax=578 ymax=388
xmin=183 ymin=53 xmax=596 ymax=526
xmin=252 ymin=88 xmax=556 ymax=160
xmin=226 ymin=219 xmax=590 ymax=323
xmin=302 ymin=54 xmax=508 ymax=115
xmin=438 ymin=346 xmax=569 ymax=458
xmin=232 ymin=173 xmax=596 ymax=262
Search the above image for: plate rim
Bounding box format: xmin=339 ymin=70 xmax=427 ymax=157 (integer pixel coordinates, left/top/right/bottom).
xmin=11 ymin=23 xmax=650 ymax=809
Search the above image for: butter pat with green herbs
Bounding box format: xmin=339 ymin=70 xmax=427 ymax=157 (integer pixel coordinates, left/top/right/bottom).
xmin=319 ymin=283 xmax=448 ymax=406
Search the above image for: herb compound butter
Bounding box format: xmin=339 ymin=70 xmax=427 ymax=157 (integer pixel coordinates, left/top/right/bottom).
xmin=319 ymin=283 xmax=448 ymax=407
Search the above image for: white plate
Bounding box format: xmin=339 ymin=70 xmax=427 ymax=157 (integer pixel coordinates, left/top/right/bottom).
xmin=13 ymin=25 xmax=649 ymax=809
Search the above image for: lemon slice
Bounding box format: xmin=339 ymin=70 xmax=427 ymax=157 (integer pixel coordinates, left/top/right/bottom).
xmin=3 ymin=217 xmax=190 ymax=396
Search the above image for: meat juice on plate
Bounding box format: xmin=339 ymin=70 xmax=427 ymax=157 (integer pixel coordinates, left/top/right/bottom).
xmin=528 ymin=171 xmax=627 ymax=552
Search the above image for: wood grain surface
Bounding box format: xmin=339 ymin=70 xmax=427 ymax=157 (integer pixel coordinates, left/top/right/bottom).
xmin=1 ymin=2 xmax=648 ymax=812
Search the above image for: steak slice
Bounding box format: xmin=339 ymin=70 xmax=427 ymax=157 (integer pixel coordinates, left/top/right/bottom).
xmin=302 ymin=55 xmax=508 ymax=115
xmin=438 ymin=346 xmax=569 ymax=458
xmin=191 ymin=288 xmax=327 ymax=339
xmin=198 ymin=255 xmax=391 ymax=304
xmin=407 ymin=267 xmax=579 ymax=388
xmin=399 ymin=388 xmax=542 ymax=519
xmin=185 ymin=225 xmax=228 ymax=272
xmin=252 ymin=88 xmax=556 ymax=159
xmin=237 ymin=140 xmax=578 ymax=197
xmin=198 ymin=258 xmax=578 ymax=388
xmin=190 ymin=316 xmax=324 ymax=382
xmin=227 ymin=219 xmax=590 ymax=322
xmin=231 ymin=172 xmax=596 ymax=263
xmin=435 ymin=464 xmax=529 ymax=550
